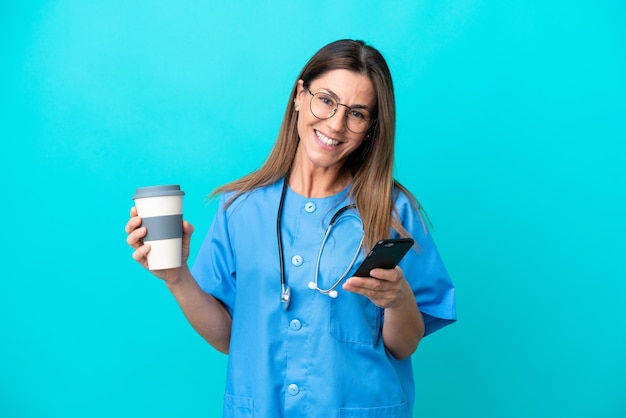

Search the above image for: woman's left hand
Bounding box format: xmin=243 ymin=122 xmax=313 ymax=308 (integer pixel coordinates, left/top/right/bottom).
xmin=342 ymin=266 xmax=412 ymax=309
xmin=344 ymin=266 xmax=424 ymax=359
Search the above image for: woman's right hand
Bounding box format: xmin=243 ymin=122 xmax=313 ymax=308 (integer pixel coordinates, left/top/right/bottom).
xmin=125 ymin=207 xmax=231 ymax=353
xmin=125 ymin=206 xmax=194 ymax=284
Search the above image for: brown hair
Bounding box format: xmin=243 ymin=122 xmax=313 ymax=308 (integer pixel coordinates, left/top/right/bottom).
xmin=211 ymin=39 xmax=424 ymax=249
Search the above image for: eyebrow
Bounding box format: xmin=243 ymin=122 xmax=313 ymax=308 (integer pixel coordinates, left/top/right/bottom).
xmin=316 ymin=87 xmax=372 ymax=111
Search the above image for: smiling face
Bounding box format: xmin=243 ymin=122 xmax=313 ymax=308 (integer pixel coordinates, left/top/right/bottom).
xmin=293 ymin=69 xmax=376 ymax=176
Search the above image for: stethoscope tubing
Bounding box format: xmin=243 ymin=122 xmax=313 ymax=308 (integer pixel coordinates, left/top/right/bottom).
xmin=277 ymin=179 xmax=363 ymax=308
xmin=311 ymin=210 xmax=363 ymax=297
xmin=277 ymin=180 xmax=290 ymax=306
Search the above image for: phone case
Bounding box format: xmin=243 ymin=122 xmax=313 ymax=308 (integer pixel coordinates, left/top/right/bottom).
xmin=353 ymin=238 xmax=414 ymax=277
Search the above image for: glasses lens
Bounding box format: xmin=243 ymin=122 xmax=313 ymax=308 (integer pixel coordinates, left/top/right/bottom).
xmin=345 ymin=109 xmax=371 ymax=133
xmin=310 ymin=93 xmax=336 ymax=119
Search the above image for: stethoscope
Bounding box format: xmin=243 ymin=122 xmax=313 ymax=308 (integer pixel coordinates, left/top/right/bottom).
xmin=277 ymin=180 xmax=364 ymax=309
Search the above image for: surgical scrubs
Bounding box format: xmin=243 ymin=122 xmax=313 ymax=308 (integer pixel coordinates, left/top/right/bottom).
xmin=192 ymin=178 xmax=456 ymax=418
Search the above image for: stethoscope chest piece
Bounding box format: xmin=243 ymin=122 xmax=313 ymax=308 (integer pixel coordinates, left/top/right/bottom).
xmin=281 ymin=286 xmax=291 ymax=310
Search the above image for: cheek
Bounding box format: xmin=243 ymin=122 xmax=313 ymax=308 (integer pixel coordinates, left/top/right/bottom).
xmin=347 ymin=137 xmax=366 ymax=151
xmin=296 ymin=111 xmax=318 ymax=136
xmin=296 ymin=114 xmax=307 ymax=138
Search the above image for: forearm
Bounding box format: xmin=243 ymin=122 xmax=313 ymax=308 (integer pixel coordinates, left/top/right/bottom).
xmin=382 ymin=287 xmax=424 ymax=360
xmin=165 ymin=267 xmax=232 ymax=354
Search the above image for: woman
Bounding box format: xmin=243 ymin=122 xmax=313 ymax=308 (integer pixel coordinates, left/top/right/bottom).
xmin=126 ymin=39 xmax=456 ymax=417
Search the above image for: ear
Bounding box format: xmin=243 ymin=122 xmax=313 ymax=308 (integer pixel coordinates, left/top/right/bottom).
xmin=294 ymin=79 xmax=306 ymax=110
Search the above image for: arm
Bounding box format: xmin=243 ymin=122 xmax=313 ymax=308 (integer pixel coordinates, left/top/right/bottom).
xmin=343 ymin=267 xmax=424 ymax=360
xmin=165 ymin=267 xmax=232 ymax=354
xmin=126 ymin=207 xmax=232 ymax=353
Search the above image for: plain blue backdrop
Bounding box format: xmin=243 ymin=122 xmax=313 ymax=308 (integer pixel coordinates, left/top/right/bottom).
xmin=1 ymin=1 xmax=625 ymax=417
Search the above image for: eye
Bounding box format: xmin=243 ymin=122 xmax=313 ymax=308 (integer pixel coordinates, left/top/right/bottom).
xmin=349 ymin=109 xmax=368 ymax=120
xmin=317 ymin=94 xmax=336 ymax=108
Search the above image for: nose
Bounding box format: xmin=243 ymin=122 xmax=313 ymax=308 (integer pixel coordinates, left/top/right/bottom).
xmin=326 ymin=105 xmax=349 ymax=132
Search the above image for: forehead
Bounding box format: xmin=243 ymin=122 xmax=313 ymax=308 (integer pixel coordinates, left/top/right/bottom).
xmin=309 ymin=69 xmax=376 ymax=106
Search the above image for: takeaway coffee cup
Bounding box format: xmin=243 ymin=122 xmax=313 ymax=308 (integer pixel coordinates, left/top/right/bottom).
xmin=132 ymin=185 xmax=185 ymax=270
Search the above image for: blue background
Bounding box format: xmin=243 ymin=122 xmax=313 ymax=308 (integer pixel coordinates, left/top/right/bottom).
xmin=2 ymin=1 xmax=625 ymax=417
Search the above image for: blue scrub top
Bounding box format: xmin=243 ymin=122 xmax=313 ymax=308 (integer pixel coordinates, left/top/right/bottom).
xmin=192 ymin=179 xmax=456 ymax=418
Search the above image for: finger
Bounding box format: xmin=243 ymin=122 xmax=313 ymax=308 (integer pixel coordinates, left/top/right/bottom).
xmin=130 ymin=206 xmax=138 ymax=217
xmin=368 ymin=266 xmax=403 ymax=282
xmin=180 ymin=221 xmax=191 ymax=253
xmin=124 ymin=213 xmax=142 ymax=234
xmin=344 ymin=276 xmax=385 ymax=292
xmin=182 ymin=220 xmax=194 ymax=236
xmin=343 ymin=279 xmax=393 ymax=307
xmin=132 ymin=242 xmax=151 ymax=263
xmin=126 ymin=226 xmax=147 ymax=248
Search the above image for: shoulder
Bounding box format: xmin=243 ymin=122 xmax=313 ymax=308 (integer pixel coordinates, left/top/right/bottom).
xmin=392 ymin=183 xmax=430 ymax=236
xmin=392 ymin=184 xmax=420 ymax=216
xmin=219 ymin=180 xmax=283 ymax=218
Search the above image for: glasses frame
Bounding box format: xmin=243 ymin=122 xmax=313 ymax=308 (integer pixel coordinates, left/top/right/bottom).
xmin=304 ymin=86 xmax=374 ymax=134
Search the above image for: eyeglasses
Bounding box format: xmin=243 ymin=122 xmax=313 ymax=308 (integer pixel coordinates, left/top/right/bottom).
xmin=305 ymin=86 xmax=373 ymax=134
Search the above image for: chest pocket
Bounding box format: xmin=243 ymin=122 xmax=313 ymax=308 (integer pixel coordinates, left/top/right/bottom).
xmin=223 ymin=393 xmax=253 ymax=418
xmin=339 ymin=402 xmax=410 ymax=417
xmin=329 ymin=290 xmax=382 ymax=345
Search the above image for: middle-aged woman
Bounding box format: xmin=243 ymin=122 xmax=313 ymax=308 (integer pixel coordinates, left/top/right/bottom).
xmin=126 ymin=39 xmax=456 ymax=417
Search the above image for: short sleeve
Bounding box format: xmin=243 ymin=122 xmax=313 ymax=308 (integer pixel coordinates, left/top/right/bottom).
xmin=191 ymin=194 xmax=237 ymax=317
xmin=395 ymin=192 xmax=456 ymax=336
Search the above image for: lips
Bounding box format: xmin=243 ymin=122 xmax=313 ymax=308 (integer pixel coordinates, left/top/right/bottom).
xmin=315 ymin=130 xmax=341 ymax=147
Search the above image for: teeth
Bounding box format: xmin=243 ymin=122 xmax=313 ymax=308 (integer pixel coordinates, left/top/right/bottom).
xmin=315 ymin=130 xmax=340 ymax=146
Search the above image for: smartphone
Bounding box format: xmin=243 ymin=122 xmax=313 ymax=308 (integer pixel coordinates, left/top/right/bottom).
xmin=353 ymin=238 xmax=415 ymax=277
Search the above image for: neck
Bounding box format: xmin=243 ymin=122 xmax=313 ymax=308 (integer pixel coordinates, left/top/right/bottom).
xmin=288 ymin=165 xmax=351 ymax=198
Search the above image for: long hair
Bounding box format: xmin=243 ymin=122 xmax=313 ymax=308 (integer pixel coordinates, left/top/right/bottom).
xmin=212 ymin=39 xmax=423 ymax=249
